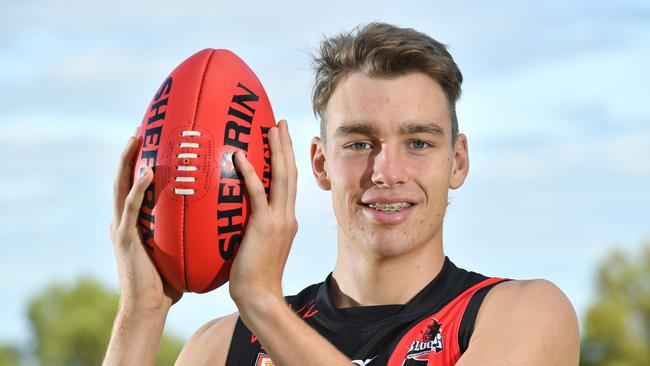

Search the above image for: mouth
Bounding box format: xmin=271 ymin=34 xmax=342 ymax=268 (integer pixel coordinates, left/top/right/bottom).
xmin=359 ymin=200 xmax=416 ymax=224
xmin=363 ymin=202 xmax=414 ymax=212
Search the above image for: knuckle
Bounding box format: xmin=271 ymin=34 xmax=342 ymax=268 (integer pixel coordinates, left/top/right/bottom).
xmin=115 ymin=226 xmax=130 ymax=244
xmin=271 ymin=149 xmax=285 ymax=160
xmin=237 ymin=158 xmax=250 ymax=172
xmin=251 ymin=181 xmax=266 ymax=195
xmin=134 ymin=177 xmax=148 ymax=193
xmin=275 ymin=171 xmax=288 ymax=184
xmin=289 ymin=219 xmax=298 ymax=235
xmin=245 ymin=168 xmax=260 ymax=181
xmin=108 ymin=222 xmax=116 ymax=239
xmin=124 ymin=195 xmax=139 ymax=213
xmin=240 ymin=167 xmax=257 ymax=183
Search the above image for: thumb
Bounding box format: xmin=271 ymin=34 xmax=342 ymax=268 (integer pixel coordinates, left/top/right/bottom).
xmin=121 ymin=166 xmax=154 ymax=229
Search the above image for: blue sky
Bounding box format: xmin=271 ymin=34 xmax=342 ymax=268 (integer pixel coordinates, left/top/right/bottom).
xmin=1 ymin=0 xmax=649 ymax=347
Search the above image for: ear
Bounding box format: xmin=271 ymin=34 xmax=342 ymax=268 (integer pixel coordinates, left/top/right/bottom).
xmin=310 ymin=136 xmax=331 ymax=191
xmin=449 ymin=133 xmax=469 ymax=190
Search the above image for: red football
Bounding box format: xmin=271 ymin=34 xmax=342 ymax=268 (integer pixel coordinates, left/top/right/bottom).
xmin=133 ymin=49 xmax=275 ymax=293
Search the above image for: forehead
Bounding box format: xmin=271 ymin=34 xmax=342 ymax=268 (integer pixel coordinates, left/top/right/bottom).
xmin=324 ymin=71 xmax=451 ymax=137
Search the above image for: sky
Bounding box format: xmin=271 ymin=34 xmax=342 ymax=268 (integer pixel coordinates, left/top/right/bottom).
xmin=1 ymin=0 xmax=649 ymax=350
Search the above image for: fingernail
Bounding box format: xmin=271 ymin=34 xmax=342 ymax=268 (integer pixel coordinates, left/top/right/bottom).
xmin=139 ymin=167 xmax=148 ymax=178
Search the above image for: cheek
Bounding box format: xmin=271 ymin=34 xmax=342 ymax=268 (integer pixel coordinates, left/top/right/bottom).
xmin=327 ymin=165 xmax=359 ymax=203
xmin=419 ymin=169 xmax=452 ymax=205
xmin=328 ymin=157 xmax=367 ymax=187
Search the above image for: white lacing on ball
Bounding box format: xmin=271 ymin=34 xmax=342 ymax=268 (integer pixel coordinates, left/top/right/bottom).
xmin=175 ymin=131 xmax=201 ymax=195
xmin=177 ymin=166 xmax=197 ymax=171
xmin=174 ymin=188 xmax=195 ymax=195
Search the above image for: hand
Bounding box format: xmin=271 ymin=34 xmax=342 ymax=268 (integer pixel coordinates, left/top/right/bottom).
xmin=109 ymin=130 xmax=182 ymax=315
xmin=229 ymin=119 xmax=298 ymax=305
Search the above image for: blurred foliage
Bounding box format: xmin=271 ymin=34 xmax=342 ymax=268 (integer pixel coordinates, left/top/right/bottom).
xmin=580 ymin=241 xmax=650 ymax=366
xmin=0 ymin=345 xmax=19 ymax=366
xmin=27 ymin=277 xmax=183 ymax=366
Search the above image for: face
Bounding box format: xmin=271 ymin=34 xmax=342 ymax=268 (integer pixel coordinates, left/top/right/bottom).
xmin=310 ymin=72 xmax=469 ymax=258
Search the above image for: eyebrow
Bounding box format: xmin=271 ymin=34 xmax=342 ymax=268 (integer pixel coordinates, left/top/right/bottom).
xmin=333 ymin=122 xmax=378 ymax=138
xmin=333 ymin=120 xmax=445 ymax=138
xmin=399 ymin=121 xmax=445 ymax=137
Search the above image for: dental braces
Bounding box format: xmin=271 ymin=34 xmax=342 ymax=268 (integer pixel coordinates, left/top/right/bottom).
xmin=368 ymin=202 xmax=411 ymax=212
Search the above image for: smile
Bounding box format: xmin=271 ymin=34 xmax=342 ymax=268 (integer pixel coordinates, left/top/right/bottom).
xmin=366 ymin=202 xmax=412 ymax=212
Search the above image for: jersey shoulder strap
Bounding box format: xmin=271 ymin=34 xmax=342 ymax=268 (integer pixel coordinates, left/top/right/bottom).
xmin=458 ymin=278 xmax=511 ymax=353
xmin=386 ymin=277 xmax=510 ymax=365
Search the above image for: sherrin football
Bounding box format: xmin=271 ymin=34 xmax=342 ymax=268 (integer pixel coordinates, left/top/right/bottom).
xmin=133 ymin=49 xmax=275 ymax=293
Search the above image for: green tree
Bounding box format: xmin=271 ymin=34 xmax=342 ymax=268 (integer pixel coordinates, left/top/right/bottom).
xmin=580 ymin=241 xmax=650 ymax=366
xmin=0 ymin=344 xmax=20 ymax=366
xmin=28 ymin=277 xmax=183 ymax=366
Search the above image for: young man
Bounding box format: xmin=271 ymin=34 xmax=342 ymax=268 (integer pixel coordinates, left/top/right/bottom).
xmin=104 ymin=23 xmax=579 ymax=365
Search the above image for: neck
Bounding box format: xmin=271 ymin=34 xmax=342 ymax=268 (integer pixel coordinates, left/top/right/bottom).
xmin=330 ymin=232 xmax=445 ymax=308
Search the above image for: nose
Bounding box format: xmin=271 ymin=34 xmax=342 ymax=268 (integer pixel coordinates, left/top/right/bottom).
xmin=370 ymin=144 xmax=407 ymax=187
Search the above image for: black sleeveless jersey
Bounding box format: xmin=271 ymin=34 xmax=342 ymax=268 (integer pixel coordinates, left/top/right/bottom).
xmin=225 ymin=257 xmax=509 ymax=365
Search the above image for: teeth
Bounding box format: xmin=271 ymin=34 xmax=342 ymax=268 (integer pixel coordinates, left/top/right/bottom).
xmin=367 ymin=202 xmax=412 ymax=212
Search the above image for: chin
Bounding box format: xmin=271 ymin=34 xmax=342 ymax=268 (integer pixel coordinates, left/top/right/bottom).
xmin=358 ymin=233 xmax=422 ymax=259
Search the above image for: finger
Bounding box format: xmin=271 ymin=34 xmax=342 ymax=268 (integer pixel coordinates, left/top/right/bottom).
xmin=268 ymin=126 xmax=287 ymax=216
xmin=113 ymin=135 xmax=140 ymax=227
xmin=278 ymin=120 xmax=298 ymax=218
xmin=234 ymin=150 xmax=268 ymax=215
xmin=121 ymin=166 xmax=154 ymax=230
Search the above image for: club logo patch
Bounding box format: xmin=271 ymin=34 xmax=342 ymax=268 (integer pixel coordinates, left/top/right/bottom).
xmin=255 ymin=352 xmax=274 ymax=366
xmin=402 ymin=319 xmax=444 ymax=365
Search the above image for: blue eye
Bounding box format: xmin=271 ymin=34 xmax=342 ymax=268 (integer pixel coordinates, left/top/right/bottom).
xmin=410 ymin=140 xmax=430 ymax=149
xmin=348 ymin=142 xmax=371 ymax=150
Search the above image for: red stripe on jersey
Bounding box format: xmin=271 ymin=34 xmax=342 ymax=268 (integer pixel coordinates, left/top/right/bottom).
xmin=387 ymin=277 xmax=505 ymax=366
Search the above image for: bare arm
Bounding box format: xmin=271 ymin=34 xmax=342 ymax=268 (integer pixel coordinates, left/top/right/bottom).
xmin=104 ymin=307 xmax=169 ymax=365
xmin=176 ymin=299 xmax=352 ymax=366
xmin=175 ymin=313 xmax=239 ymax=365
xmin=103 ymin=133 xmax=182 ymax=365
xmin=236 ymin=293 xmax=352 ymax=366
xmin=106 ymin=121 xmax=352 ymax=365
xmin=226 ymin=120 xmax=351 ymax=365
xmin=457 ymin=279 xmax=580 ymax=366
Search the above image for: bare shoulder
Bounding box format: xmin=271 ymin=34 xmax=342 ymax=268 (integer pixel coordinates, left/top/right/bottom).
xmin=483 ymin=279 xmax=577 ymax=320
xmin=457 ymin=279 xmax=580 ymax=366
xmin=175 ymin=312 xmax=240 ymax=366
